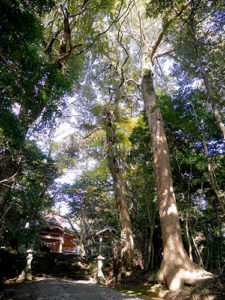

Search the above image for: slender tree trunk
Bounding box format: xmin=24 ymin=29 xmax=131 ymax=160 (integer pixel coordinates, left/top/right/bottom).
xmin=191 ymin=233 xmax=204 ymax=268
xmin=105 ymin=110 xmax=134 ymax=265
xmin=145 ymin=220 xmax=155 ymax=270
xmin=144 ymin=199 xmax=156 ymax=270
xmin=190 ymin=21 xmax=225 ymax=140
xmin=202 ymin=139 xmax=225 ymax=215
xmin=185 ymin=211 xmax=193 ymax=261
xmin=186 ymin=169 xmax=193 ymax=261
xmin=198 ymin=54 xmax=225 ymax=140
xmin=190 ymin=103 xmax=225 ymax=216
xmin=141 ymin=61 xmax=213 ymax=290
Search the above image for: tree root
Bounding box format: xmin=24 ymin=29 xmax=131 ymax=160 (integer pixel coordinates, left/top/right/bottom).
xmin=157 ymin=261 xmax=214 ymax=291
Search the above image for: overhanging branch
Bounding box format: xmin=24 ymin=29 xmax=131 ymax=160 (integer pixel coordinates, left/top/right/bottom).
xmin=82 ymin=127 xmax=102 ymax=139
xmin=150 ymin=1 xmax=191 ymax=63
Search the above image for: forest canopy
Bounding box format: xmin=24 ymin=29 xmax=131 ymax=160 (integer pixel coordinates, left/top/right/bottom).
xmin=0 ymin=0 xmax=224 ymax=292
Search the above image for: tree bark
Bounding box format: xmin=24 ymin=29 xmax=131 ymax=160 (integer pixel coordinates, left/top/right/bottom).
xmin=144 ymin=219 xmax=155 ymax=270
xmin=185 ymin=211 xmax=193 ymax=261
xmin=141 ymin=63 xmax=213 ymax=290
xmin=105 ymin=110 xmax=134 ymax=265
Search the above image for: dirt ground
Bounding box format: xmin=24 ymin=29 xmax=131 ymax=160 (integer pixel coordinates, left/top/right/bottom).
xmin=1 ymin=277 xmax=145 ymax=300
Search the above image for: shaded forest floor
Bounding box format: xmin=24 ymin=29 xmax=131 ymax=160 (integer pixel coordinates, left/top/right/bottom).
xmin=114 ymin=283 xmax=189 ymax=299
xmin=1 ymin=277 xmax=145 ymax=300
xmin=1 ymin=275 xmax=225 ymax=300
xmin=0 ymin=250 xmax=224 ymax=299
xmin=112 ymin=278 xmax=225 ymax=300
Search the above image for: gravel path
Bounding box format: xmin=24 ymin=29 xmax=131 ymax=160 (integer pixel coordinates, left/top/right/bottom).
xmin=2 ymin=277 xmax=145 ymax=300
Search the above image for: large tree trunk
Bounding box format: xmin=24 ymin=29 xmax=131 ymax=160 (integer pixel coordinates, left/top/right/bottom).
xmin=105 ymin=110 xmax=134 ymax=265
xmin=141 ymin=66 xmax=213 ymax=290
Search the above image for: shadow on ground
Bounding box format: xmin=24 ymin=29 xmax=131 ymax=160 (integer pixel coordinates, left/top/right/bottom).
xmin=2 ymin=277 xmax=146 ymax=300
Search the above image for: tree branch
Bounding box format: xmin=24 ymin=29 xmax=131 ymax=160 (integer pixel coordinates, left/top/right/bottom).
xmin=0 ymin=170 xmax=19 ymax=184
xmin=45 ymin=30 xmax=62 ymax=53
xmin=74 ymin=0 xmax=134 ymax=58
xmin=154 ymin=49 xmax=175 ymax=59
xmin=56 ymin=43 xmax=84 ymax=64
xmin=150 ymin=1 xmax=191 ymax=63
xmin=82 ymin=127 xmax=102 ymax=139
xmin=126 ymin=79 xmax=141 ymax=89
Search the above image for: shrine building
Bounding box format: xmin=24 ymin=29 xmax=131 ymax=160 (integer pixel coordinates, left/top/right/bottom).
xmin=40 ymin=214 xmax=78 ymax=254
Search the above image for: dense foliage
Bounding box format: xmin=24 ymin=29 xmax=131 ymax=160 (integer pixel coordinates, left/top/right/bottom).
xmin=0 ymin=0 xmax=224 ymax=290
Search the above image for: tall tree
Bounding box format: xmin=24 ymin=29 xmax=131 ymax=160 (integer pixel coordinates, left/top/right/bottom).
xmin=165 ymin=0 xmax=225 ymax=139
xmin=110 ymin=0 xmax=214 ymax=289
xmin=127 ymin=115 xmax=157 ymax=270
xmin=0 ymin=0 xmax=122 ymax=222
xmin=0 ymin=0 xmax=70 ymax=219
xmin=104 ymin=106 xmax=134 ymax=265
xmin=158 ymin=89 xmax=225 ymax=273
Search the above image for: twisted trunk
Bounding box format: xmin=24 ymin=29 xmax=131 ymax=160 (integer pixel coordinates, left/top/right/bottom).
xmin=141 ymin=64 xmax=213 ymax=290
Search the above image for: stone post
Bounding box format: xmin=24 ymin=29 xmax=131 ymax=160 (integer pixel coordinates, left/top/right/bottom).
xmin=16 ymin=249 xmax=33 ymax=282
xmin=96 ymin=255 xmax=105 ymax=283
